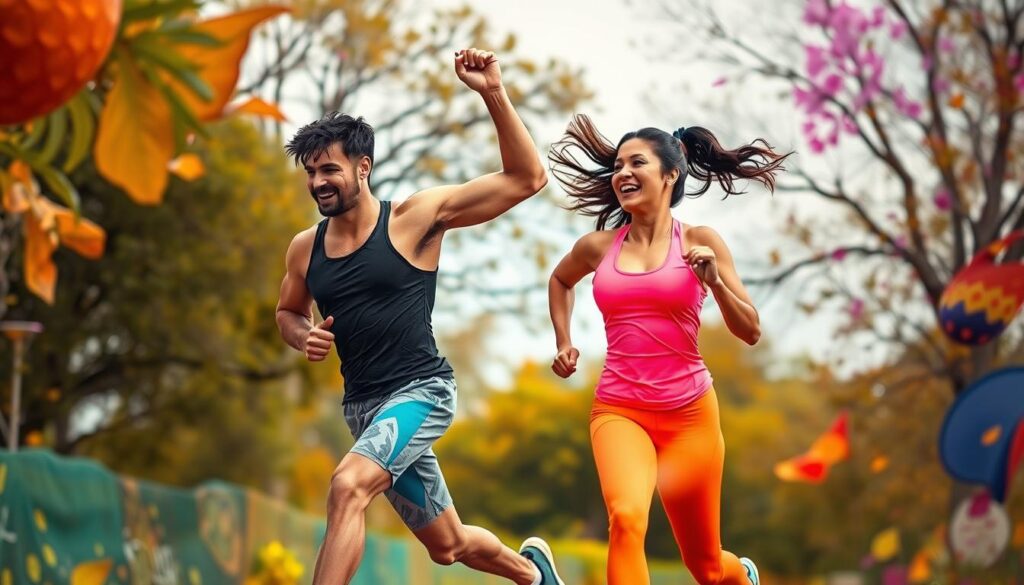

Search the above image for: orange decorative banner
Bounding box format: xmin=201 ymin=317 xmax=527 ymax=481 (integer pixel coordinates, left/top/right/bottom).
xmin=775 ymin=412 xmax=850 ymax=483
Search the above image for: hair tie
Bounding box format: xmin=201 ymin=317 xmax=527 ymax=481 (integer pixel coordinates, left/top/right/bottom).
xmin=672 ymin=127 xmax=688 ymax=156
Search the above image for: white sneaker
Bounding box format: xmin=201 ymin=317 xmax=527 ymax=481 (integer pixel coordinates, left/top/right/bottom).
xmin=740 ymin=557 xmax=760 ymax=585
xmin=518 ymin=537 xmax=565 ymax=585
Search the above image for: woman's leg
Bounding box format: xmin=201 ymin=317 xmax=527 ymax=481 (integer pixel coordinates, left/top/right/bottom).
xmin=654 ymin=389 xmax=748 ymax=585
xmin=590 ymin=402 xmax=659 ymax=585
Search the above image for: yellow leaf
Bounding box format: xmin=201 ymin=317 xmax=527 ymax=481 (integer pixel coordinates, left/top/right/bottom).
xmin=228 ymin=97 xmax=287 ymax=122
xmin=173 ymin=7 xmax=289 ymax=121
xmin=71 ymin=559 xmax=112 ymax=585
xmin=871 ymin=527 xmax=901 ymax=561
xmin=168 ymin=154 xmax=206 ymax=181
xmin=95 ymin=58 xmax=174 ymax=204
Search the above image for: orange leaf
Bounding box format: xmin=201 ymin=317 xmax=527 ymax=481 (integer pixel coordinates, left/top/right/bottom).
xmin=949 ymin=93 xmax=965 ymax=109
xmin=168 ymin=153 xmax=206 ymax=181
xmin=173 ymin=6 xmax=289 ymax=121
xmin=774 ymin=456 xmax=827 ymax=483
xmin=870 ymin=455 xmax=890 ymax=473
xmin=228 ymin=97 xmax=288 ymax=122
xmin=24 ymin=213 xmax=58 ymax=304
xmin=22 ymin=197 xmax=105 ymax=303
xmin=981 ymin=424 xmax=1002 ymax=446
xmin=95 ymin=58 xmax=175 ymax=204
xmin=908 ymin=551 xmax=931 ymax=582
xmin=808 ymin=412 xmax=850 ymax=463
xmin=71 ymin=559 xmax=113 ymax=585
xmin=53 ymin=205 xmax=105 ymax=259
xmin=3 ymin=161 xmax=34 ymax=213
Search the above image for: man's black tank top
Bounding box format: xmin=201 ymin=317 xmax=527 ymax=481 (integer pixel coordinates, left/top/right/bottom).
xmin=305 ymin=201 xmax=453 ymax=403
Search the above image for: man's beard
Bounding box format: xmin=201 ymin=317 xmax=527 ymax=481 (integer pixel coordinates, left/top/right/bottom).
xmin=314 ymin=182 xmax=360 ymax=217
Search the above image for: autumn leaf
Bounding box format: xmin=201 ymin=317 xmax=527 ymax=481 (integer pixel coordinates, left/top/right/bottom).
xmin=95 ymin=56 xmax=175 ymax=204
xmin=227 ymin=97 xmax=288 ymax=122
xmin=169 ymin=153 xmax=206 ymax=181
xmin=24 ymin=210 xmax=59 ymax=303
xmin=172 ymin=6 xmax=289 ymax=121
xmin=871 ymin=527 xmax=901 ymax=561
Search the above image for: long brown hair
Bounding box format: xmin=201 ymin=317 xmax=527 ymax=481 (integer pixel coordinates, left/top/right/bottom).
xmin=548 ymin=114 xmax=792 ymax=230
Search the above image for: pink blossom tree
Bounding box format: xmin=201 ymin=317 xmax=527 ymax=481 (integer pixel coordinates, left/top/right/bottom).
xmin=667 ymin=0 xmax=1024 ymax=394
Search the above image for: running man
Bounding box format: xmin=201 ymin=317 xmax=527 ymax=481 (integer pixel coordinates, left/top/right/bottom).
xmin=276 ymin=48 xmax=563 ymax=585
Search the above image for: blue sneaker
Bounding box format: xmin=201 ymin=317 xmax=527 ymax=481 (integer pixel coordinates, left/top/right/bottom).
xmin=519 ymin=537 xmax=565 ymax=585
xmin=739 ymin=557 xmax=760 ymax=585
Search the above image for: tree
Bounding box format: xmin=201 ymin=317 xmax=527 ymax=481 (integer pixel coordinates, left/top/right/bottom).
xmin=1 ymin=119 xmax=316 ymax=490
xmin=658 ymin=0 xmax=1024 ymax=395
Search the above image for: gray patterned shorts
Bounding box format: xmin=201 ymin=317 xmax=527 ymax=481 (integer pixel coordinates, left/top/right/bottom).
xmin=343 ymin=376 xmax=456 ymax=530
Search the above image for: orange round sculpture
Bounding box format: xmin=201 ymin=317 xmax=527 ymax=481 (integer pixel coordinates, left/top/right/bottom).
xmin=0 ymin=0 xmax=122 ymax=124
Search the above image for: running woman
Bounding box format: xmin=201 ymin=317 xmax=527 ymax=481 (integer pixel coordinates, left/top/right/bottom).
xmin=276 ymin=49 xmax=563 ymax=585
xmin=546 ymin=114 xmax=790 ymax=585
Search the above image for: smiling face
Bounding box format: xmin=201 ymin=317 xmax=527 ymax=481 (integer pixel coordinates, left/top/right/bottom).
xmin=303 ymin=142 xmax=368 ymax=217
xmin=611 ymin=138 xmax=680 ymax=215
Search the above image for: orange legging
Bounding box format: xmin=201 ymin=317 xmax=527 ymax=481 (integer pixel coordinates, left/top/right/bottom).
xmin=590 ymin=388 xmax=748 ymax=585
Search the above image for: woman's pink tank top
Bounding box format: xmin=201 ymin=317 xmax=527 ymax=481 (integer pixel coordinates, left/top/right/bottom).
xmin=592 ymin=220 xmax=713 ymax=409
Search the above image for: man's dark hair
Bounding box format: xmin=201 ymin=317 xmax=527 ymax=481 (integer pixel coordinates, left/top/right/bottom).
xmin=285 ymin=112 xmax=375 ymax=168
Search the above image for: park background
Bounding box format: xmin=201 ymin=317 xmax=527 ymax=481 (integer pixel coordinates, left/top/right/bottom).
xmin=1 ymin=0 xmax=1023 ymax=583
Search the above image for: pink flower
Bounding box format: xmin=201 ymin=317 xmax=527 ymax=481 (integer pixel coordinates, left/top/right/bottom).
xmin=849 ymin=298 xmax=865 ymax=320
xmin=892 ymin=87 xmax=922 ymax=119
xmin=822 ymin=74 xmax=844 ymax=96
xmin=1015 ymin=74 xmax=1024 ymax=92
xmin=890 ymin=21 xmax=908 ymax=40
xmin=712 ymin=77 xmax=728 ymax=87
xmin=842 ymin=115 xmax=859 ymax=134
xmin=806 ymin=45 xmax=828 ymax=78
xmin=871 ymin=5 xmax=886 ymax=27
xmin=934 ymin=188 xmax=952 ymax=211
xmin=804 ymin=0 xmax=830 ymax=25
xmin=932 ymin=76 xmax=951 ymax=94
xmin=809 ymin=137 xmax=826 ymax=153
xmin=794 ymin=86 xmax=826 ymax=113
xmin=939 ymin=37 xmax=956 ymax=54
xmin=831 ymin=248 xmax=848 ymax=260
xmin=803 ymin=120 xmax=817 ymax=134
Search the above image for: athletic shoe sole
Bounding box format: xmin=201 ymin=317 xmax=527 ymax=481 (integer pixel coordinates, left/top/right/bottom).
xmin=520 ymin=537 xmax=566 ymax=585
